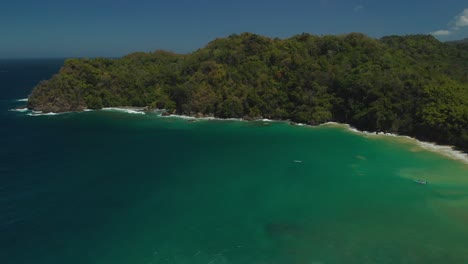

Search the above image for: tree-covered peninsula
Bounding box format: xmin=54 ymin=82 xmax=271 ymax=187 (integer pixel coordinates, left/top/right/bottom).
xmin=27 ymin=33 xmax=468 ymax=151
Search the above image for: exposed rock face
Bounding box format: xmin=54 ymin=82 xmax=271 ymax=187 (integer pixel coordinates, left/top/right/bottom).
xmin=27 ymin=81 xmax=88 ymax=112
xmin=27 ymin=95 xmax=87 ymax=112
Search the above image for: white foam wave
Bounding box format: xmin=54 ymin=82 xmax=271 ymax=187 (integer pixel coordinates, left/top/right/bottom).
xmin=102 ymin=107 xmax=145 ymax=115
xmin=162 ymin=114 xmax=217 ymax=120
xmin=16 ymin=98 xmax=28 ymax=102
xmin=259 ymin=118 xmax=276 ymax=122
xmin=9 ymin=108 xmax=29 ymax=112
xmin=163 ymin=114 xmax=196 ymax=119
xmin=160 ymin=114 xmax=281 ymax=123
xmin=162 ymin=114 xmax=249 ymax=122
xmin=27 ymin=112 xmax=59 ymax=116
xmin=415 ymin=141 xmax=468 ymax=164
xmin=199 ymin=116 xmax=218 ymax=120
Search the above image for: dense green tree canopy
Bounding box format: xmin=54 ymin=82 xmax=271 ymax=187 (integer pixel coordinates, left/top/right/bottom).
xmin=28 ymin=33 xmax=468 ymax=151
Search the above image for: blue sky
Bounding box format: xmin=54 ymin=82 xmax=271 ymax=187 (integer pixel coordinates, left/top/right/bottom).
xmin=1 ymin=0 xmax=467 ymax=58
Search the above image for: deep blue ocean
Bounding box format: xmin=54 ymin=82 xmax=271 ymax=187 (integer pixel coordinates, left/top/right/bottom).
xmin=1 ymin=59 xmax=468 ymax=264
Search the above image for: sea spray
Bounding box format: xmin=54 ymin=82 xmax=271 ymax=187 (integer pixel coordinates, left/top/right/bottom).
xmin=8 ymin=108 xmax=28 ymax=112
xmin=102 ymin=107 xmax=146 ymax=115
xmin=27 ymin=112 xmax=59 ymax=116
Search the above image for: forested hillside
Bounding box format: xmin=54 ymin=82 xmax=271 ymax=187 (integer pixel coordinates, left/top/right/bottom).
xmin=27 ymin=33 xmax=468 ymax=151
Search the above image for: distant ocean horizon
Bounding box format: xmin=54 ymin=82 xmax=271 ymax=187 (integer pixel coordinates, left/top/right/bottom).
xmin=1 ymin=59 xmax=468 ymax=264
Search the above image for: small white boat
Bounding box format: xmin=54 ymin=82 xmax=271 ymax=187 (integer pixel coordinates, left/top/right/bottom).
xmin=293 ymin=160 xmax=302 ymax=163
xmin=415 ymin=180 xmax=428 ymax=185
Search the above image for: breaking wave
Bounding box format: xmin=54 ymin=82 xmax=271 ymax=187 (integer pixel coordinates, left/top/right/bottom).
xmin=9 ymin=108 xmax=29 ymax=112
xmin=102 ymin=107 xmax=145 ymax=115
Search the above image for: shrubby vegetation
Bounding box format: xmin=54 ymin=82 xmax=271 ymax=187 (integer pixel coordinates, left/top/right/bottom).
xmin=28 ymin=33 xmax=468 ymax=151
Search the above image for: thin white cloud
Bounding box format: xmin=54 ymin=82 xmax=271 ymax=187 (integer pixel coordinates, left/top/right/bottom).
xmin=454 ymin=9 xmax=468 ymax=27
xmin=430 ymin=30 xmax=451 ymax=36
xmin=353 ymin=5 xmax=364 ymax=12
xmin=430 ymin=8 xmax=468 ymax=37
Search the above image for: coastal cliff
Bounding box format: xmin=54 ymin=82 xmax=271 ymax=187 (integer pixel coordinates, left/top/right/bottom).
xmin=27 ymin=33 xmax=468 ymax=151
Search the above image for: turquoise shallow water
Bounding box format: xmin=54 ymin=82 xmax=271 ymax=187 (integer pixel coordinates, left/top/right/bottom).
xmin=1 ymin=60 xmax=468 ymax=264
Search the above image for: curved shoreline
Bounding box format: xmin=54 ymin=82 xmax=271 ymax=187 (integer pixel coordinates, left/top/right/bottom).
xmin=11 ymin=101 xmax=468 ymax=165
xmin=321 ymin=122 xmax=468 ymax=165
xmin=161 ymin=115 xmax=468 ymax=165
